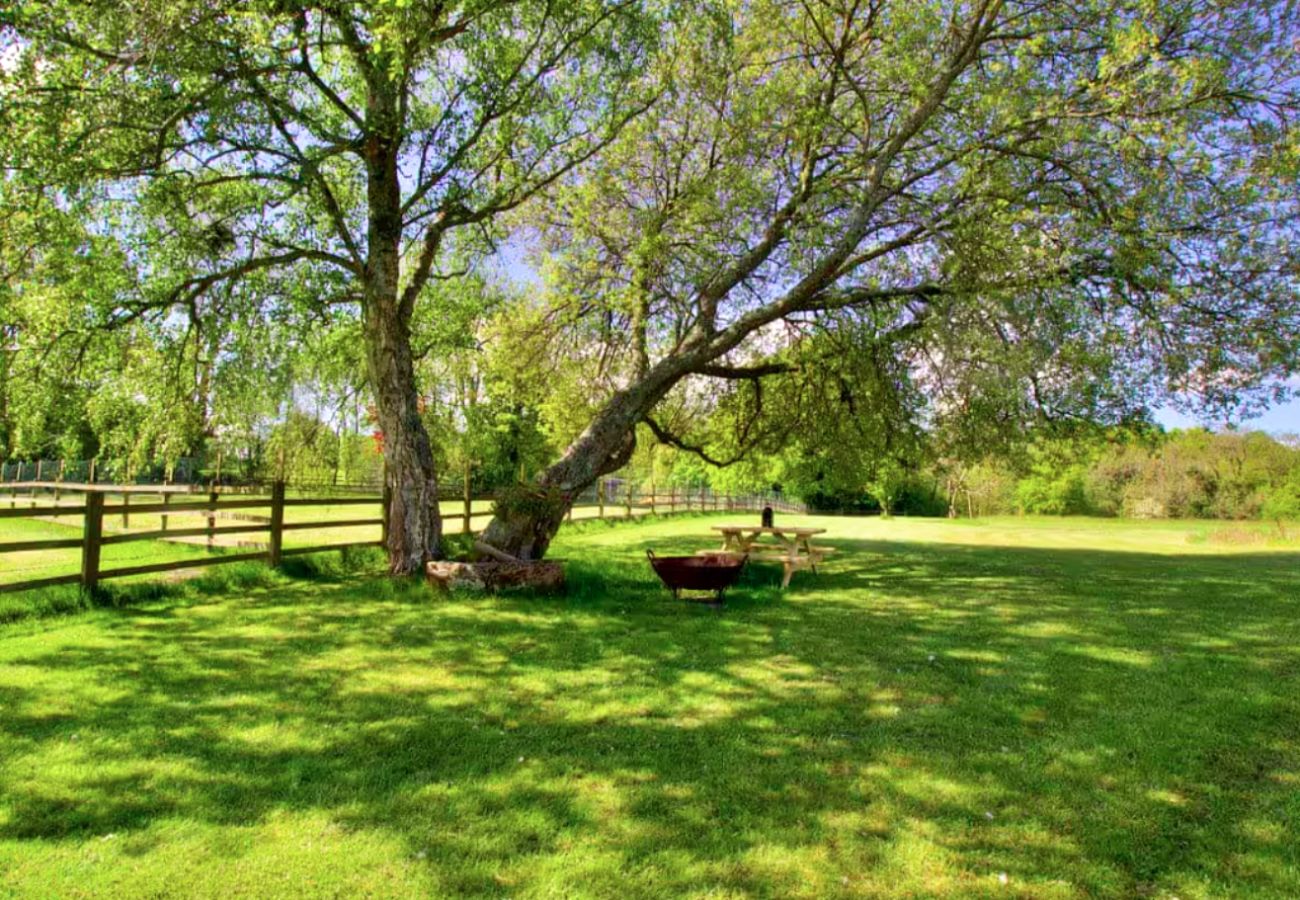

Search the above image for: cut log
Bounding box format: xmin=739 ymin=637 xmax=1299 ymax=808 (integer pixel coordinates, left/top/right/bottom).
xmin=426 ymin=559 xmax=565 ymax=593
xmin=474 ymin=540 xmax=522 ymax=563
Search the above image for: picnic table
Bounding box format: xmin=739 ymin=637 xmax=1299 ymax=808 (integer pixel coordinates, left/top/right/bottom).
xmin=707 ymin=525 xmax=833 ymax=589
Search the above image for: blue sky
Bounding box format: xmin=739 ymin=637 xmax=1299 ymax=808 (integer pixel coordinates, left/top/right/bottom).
xmin=1156 ymin=397 xmax=1300 ymax=435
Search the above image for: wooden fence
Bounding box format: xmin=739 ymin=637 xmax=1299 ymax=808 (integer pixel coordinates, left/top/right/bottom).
xmin=0 ymin=481 xmax=804 ymax=596
xmin=0 ymin=482 xmax=388 ymax=596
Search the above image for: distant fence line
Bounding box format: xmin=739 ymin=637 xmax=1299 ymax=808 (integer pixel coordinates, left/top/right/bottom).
xmin=0 ymin=460 xmax=800 ymax=511
xmin=0 ymin=458 xmax=379 ymax=489
xmin=0 ymin=471 xmax=804 ymax=515
xmin=0 ymin=480 xmax=805 ymax=597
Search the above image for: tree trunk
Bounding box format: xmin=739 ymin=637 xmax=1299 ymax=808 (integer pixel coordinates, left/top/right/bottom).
xmin=480 ymin=357 xmax=685 ymax=559
xmin=362 ymin=122 xmax=442 ymax=574
xmin=364 ymin=292 xmax=442 ymax=573
xmin=480 ymin=221 xmax=663 ymax=559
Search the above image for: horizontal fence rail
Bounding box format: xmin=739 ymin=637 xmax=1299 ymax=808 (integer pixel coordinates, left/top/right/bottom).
xmin=0 ymin=457 xmax=387 ymax=490
xmin=0 ymin=479 xmax=805 ymax=596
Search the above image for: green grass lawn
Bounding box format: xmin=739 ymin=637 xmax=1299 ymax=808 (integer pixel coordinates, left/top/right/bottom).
xmin=0 ymin=516 xmax=214 ymax=588
xmin=1 ymin=515 xmax=1297 ymax=897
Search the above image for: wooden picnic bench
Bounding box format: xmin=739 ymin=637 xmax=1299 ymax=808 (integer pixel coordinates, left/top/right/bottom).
xmin=704 ymin=525 xmax=833 ymax=588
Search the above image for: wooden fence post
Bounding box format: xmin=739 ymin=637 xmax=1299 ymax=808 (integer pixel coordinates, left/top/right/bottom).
xmin=650 ymin=481 xmax=657 ymax=516
xmin=463 ymin=460 xmax=473 ymax=535
xmin=268 ymin=480 xmax=285 ymax=567
xmin=381 ymin=481 xmax=393 ymax=548
xmin=598 ymin=480 xmax=605 ymax=520
xmin=206 ymin=489 xmax=218 ymax=552
xmin=625 ymin=486 xmax=632 ymax=519
xmin=122 ymin=491 xmax=130 ymax=529
xmin=161 ymin=491 xmax=171 ymax=533
xmin=81 ymin=491 xmax=104 ymax=595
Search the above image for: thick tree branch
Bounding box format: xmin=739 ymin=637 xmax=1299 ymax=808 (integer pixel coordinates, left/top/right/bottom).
xmin=643 ymin=414 xmax=750 ymax=468
xmin=694 ymin=362 xmax=794 ymax=379
xmin=294 ymin=11 xmax=366 ymax=131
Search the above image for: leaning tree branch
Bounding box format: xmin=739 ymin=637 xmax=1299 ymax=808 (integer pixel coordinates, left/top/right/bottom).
xmin=694 ymin=362 xmax=794 ymax=379
xmin=643 ymin=414 xmax=751 ymax=468
xmin=162 ymin=249 xmax=325 ymax=308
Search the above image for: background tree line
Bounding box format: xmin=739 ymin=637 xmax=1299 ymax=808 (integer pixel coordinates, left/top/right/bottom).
xmin=6 ymin=279 xmax=1300 ymax=528
xmin=690 ymin=425 xmax=1300 ymax=523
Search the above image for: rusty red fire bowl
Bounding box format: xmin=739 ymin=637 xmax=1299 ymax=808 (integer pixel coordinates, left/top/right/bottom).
xmin=646 ymin=549 xmax=747 ymax=604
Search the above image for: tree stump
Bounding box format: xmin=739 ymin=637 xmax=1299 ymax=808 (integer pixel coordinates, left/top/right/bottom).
xmin=426 ymin=560 xmax=566 ymax=593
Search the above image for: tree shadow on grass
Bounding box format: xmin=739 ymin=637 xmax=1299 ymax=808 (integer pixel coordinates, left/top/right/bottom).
xmin=0 ymin=536 xmax=1297 ymax=896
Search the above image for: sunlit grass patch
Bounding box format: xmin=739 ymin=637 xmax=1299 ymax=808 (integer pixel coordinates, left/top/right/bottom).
xmin=1 ymin=514 xmax=1297 ymax=897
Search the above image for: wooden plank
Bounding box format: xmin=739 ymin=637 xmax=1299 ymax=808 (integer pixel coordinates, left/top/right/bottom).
xmin=206 ymin=490 xmax=218 ymax=551
xmin=99 ymin=524 xmax=270 ymax=545
xmin=463 ymin=464 xmax=472 ymax=535
xmin=280 ymin=518 xmax=384 ymax=531
xmin=82 ymin=492 xmax=104 ymax=593
xmin=280 ymin=541 xmax=384 ymax=557
xmin=100 ymin=498 xmax=271 ymax=515
xmin=281 ymin=497 xmax=381 ymax=507
xmin=381 ymin=481 xmax=392 ymax=547
xmin=0 ymin=505 xmax=85 ymax=520
xmin=0 ymin=537 xmax=85 ymax=553
xmin=98 ymin=551 xmax=269 ymax=581
xmin=0 ymin=573 xmax=84 ymax=595
xmin=5 ymin=481 xmax=200 ymax=494
xmin=211 ymin=510 xmax=272 ymax=523
xmin=269 ymin=481 xmax=285 ymax=568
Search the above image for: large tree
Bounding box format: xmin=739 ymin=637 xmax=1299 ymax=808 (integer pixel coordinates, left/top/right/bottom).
xmin=479 ymin=0 xmax=1300 ymax=558
xmin=0 ymin=0 xmax=654 ymax=571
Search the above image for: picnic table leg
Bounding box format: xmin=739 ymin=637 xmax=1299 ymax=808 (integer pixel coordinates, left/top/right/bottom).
xmin=802 ymin=536 xmax=818 ymax=573
xmin=776 ymin=534 xmax=798 ymax=588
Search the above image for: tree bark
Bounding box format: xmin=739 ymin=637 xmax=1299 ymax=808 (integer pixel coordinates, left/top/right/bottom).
xmin=362 ymin=119 xmax=442 ymax=574
xmin=480 ymin=355 xmax=685 ymax=559
xmin=363 ymin=296 xmax=441 ymax=573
